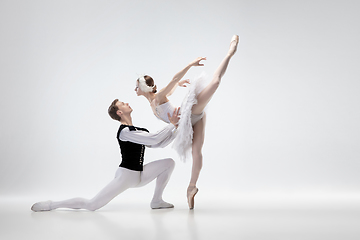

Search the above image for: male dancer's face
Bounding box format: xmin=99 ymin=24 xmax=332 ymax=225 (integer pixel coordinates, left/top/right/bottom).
xmin=116 ymin=101 xmax=133 ymax=116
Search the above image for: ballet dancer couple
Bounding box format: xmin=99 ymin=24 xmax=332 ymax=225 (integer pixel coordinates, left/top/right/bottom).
xmin=31 ymin=35 xmax=239 ymax=212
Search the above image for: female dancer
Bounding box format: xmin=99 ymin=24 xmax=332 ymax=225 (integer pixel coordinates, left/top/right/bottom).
xmin=134 ymin=35 xmax=239 ymax=209
xmin=31 ymin=101 xmax=180 ymax=211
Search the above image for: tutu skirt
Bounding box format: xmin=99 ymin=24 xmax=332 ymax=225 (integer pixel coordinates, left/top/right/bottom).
xmin=173 ymin=73 xmax=207 ymax=162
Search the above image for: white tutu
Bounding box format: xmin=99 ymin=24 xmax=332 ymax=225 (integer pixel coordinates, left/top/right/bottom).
xmin=173 ymin=72 xmax=208 ymax=162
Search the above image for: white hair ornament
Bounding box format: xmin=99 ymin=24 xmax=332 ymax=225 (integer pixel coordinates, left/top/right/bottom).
xmin=138 ymin=75 xmax=155 ymax=93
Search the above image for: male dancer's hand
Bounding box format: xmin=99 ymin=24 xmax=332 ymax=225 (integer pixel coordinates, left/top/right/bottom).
xmin=168 ymin=107 xmax=180 ymax=128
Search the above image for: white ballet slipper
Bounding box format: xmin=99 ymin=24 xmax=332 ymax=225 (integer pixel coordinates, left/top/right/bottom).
xmin=150 ymin=200 xmax=174 ymax=209
xmin=31 ymin=200 xmax=52 ymax=212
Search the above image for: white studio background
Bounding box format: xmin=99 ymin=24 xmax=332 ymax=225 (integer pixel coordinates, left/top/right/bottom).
xmin=0 ymin=0 xmax=359 ymax=203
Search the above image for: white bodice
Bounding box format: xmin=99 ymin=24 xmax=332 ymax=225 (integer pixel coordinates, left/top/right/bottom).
xmin=151 ymin=100 xmax=176 ymax=123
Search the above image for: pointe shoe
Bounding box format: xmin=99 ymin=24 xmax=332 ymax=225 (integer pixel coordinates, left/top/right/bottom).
xmin=228 ymin=35 xmax=239 ymax=57
xmin=187 ymin=186 xmax=199 ymax=210
xmin=31 ymin=200 xmax=52 ymax=212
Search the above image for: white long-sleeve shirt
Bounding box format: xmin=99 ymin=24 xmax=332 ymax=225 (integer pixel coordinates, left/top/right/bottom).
xmin=119 ymin=124 xmax=177 ymax=148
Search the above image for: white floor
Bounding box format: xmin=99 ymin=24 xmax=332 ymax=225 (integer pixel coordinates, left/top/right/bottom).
xmin=1 ymin=194 xmax=360 ymax=240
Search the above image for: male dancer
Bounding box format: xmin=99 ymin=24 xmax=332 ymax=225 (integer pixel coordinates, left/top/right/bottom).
xmin=31 ymin=99 xmax=180 ymax=211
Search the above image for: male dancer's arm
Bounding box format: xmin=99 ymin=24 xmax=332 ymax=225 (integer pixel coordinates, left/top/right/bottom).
xmin=119 ymin=108 xmax=180 ymax=148
xmin=119 ymin=123 xmax=177 ymax=148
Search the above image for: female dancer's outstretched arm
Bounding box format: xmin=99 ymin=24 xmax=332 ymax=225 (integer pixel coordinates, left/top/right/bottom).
xmin=156 ymin=57 xmax=206 ymax=101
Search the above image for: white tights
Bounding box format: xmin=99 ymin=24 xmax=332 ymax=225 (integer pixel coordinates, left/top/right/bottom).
xmin=49 ymin=158 xmax=175 ymax=211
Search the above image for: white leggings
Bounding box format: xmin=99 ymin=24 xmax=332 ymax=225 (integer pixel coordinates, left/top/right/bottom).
xmin=50 ymin=158 xmax=175 ymax=211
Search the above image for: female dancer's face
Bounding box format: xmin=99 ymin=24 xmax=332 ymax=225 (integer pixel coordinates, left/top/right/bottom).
xmin=135 ymin=80 xmax=144 ymax=96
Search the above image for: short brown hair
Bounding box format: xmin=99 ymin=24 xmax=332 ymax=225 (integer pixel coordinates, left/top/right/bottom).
xmin=108 ymin=99 xmax=121 ymax=121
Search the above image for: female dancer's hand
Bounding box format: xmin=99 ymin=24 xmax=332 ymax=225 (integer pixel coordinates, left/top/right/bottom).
xmin=168 ymin=107 xmax=181 ymax=127
xmin=178 ymin=79 xmax=190 ymax=87
xmin=189 ymin=57 xmax=206 ymax=67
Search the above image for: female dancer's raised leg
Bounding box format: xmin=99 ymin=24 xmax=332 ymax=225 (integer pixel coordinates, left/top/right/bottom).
xmin=192 ymin=35 xmax=239 ymax=115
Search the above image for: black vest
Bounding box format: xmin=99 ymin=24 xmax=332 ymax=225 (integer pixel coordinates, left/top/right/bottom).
xmin=117 ymin=125 xmax=149 ymax=171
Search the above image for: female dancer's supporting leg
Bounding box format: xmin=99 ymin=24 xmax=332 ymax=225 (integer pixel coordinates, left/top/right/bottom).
xmin=187 ymin=114 xmax=206 ymax=209
xmin=187 ymin=35 xmax=239 ymax=209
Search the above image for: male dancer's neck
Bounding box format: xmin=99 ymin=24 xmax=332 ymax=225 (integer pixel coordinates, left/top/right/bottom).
xmin=120 ymin=115 xmax=133 ymax=126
